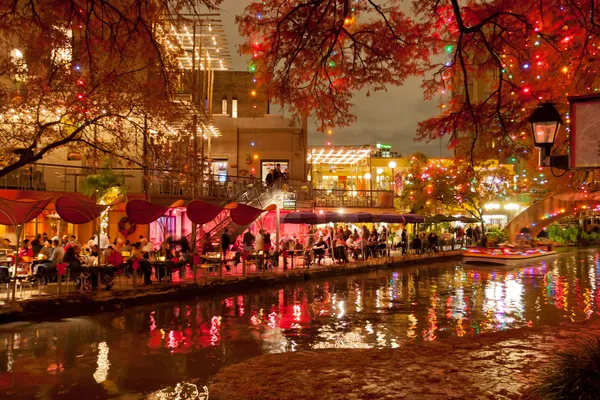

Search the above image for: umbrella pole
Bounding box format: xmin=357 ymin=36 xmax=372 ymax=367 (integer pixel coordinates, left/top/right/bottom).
xmin=11 ymin=224 xmax=22 ymax=301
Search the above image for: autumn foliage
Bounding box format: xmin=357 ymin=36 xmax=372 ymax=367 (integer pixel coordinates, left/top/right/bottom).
xmin=0 ymin=0 xmax=221 ymax=179
xmin=238 ymin=0 xmax=600 ymax=168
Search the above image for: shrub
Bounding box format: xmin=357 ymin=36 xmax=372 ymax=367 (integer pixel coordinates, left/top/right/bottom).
xmin=528 ymin=337 xmax=600 ymax=400
xmin=487 ymin=227 xmax=508 ymax=244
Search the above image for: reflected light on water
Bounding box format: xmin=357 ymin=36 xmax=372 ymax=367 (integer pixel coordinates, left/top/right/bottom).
xmin=93 ymin=342 xmax=110 ymax=384
xmin=3 ymin=250 xmax=600 ymax=399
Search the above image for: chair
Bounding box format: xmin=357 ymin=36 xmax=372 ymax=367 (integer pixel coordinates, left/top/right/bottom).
xmin=226 ymin=182 xmax=234 ymax=197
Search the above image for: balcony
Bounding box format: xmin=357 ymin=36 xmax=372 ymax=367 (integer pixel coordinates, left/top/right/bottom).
xmin=314 ymin=189 xmax=394 ymax=209
xmin=0 ymin=163 xmax=313 ymax=205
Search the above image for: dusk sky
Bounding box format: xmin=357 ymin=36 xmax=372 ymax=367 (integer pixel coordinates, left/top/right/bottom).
xmin=218 ymin=0 xmax=452 ymax=157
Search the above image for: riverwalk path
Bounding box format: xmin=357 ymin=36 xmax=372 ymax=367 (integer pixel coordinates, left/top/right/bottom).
xmin=0 ymin=250 xmax=463 ymax=323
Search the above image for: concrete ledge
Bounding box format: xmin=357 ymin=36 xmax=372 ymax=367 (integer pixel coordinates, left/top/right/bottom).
xmin=0 ymin=251 xmax=462 ymax=324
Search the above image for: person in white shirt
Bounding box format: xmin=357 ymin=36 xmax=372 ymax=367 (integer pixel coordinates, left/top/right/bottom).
xmin=255 ymin=230 xmax=264 ymax=252
xmin=87 ymin=235 xmax=96 ymax=250
xmin=95 ymin=234 xmax=109 ymax=250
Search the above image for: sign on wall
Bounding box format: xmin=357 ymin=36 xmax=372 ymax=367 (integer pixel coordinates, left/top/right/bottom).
xmin=570 ymin=95 xmax=600 ymax=169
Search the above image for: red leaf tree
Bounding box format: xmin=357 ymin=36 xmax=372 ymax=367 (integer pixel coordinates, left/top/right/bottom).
xmin=238 ymin=0 xmax=600 ymax=173
xmin=0 ymin=0 xmax=222 ymax=179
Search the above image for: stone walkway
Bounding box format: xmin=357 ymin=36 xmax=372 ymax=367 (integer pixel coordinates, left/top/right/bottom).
xmin=210 ymin=318 xmax=600 ymax=400
xmin=0 ymin=251 xmax=462 ymax=322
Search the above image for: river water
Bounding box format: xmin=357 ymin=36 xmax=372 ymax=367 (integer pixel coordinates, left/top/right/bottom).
xmin=0 ymin=248 xmax=598 ymax=399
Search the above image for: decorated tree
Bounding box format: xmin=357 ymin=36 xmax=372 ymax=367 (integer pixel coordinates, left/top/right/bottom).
xmin=0 ymin=0 xmax=221 ymax=179
xmin=399 ymin=152 xmax=514 ymax=229
xmin=238 ymin=0 xmax=600 ymax=183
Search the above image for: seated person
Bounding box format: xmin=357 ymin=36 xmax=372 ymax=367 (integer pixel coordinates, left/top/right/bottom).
xmin=334 ymin=236 xmax=348 ymax=263
xmin=313 ymin=236 xmax=327 ymax=265
xmin=346 ymin=236 xmax=358 ymax=260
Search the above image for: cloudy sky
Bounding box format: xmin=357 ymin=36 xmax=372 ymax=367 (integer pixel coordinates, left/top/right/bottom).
xmin=218 ymin=0 xmax=451 ymax=157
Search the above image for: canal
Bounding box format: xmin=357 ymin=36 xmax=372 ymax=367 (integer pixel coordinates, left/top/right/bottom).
xmin=0 ymin=248 xmax=598 ymax=399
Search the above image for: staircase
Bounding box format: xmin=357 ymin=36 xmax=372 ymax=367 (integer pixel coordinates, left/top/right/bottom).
xmin=194 ymin=180 xmax=283 ymax=249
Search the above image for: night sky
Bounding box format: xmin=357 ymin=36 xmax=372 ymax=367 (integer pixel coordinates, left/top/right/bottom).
xmin=219 ymin=0 xmax=452 ymax=157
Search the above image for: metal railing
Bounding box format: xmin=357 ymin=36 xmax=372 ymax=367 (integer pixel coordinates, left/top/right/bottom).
xmin=314 ymin=189 xmax=394 ymax=208
xmin=0 ymin=162 xmax=272 ymax=201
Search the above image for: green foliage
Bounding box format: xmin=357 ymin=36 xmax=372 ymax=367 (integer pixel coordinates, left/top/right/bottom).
xmin=547 ymin=223 xmax=582 ymax=243
xmin=528 ymin=337 xmax=600 ymax=400
xmin=580 ymin=231 xmax=600 ymax=245
xmin=81 ymin=167 xmax=125 ymax=200
xmin=487 ymin=227 xmax=508 ymax=244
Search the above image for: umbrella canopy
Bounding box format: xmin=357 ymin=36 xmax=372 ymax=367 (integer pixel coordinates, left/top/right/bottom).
xmin=456 ymin=215 xmax=480 ymax=223
xmin=55 ymin=196 xmax=105 ymax=224
xmin=400 ymin=213 xmax=425 ymax=224
xmin=186 ymin=200 xmax=224 ymax=225
xmin=431 ymin=214 xmax=458 ymax=222
xmin=126 ymin=200 xmax=170 ymax=225
xmin=373 ymin=213 xmax=406 ymax=224
xmin=0 ymin=197 xmax=52 ymax=226
xmin=281 ymin=212 xmax=318 ymax=225
xmin=229 ymin=203 xmax=267 ymax=226
xmin=346 ymin=212 xmax=373 ymax=223
xmin=317 ymin=211 xmax=344 ymax=224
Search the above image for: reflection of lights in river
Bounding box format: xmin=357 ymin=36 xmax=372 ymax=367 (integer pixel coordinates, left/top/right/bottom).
xmin=456 ymin=317 xmax=466 ymax=337
xmin=355 ymin=289 xmax=362 ymax=312
xmin=365 ymin=320 xmax=374 ymax=334
xmin=149 ymin=311 xmax=156 ymax=331
xmin=237 ymin=296 xmax=245 ymax=317
xmin=312 ymin=332 xmax=371 ymax=349
xmin=337 ymin=301 xmax=345 ymax=319
xmin=154 ymin=382 xmax=209 ymax=400
xmin=268 ymin=312 xmax=278 ymax=329
xmin=293 ymin=304 xmax=302 ymax=322
xmin=93 ymin=342 xmax=110 ymax=383
xmin=423 ymin=292 xmax=438 ymax=341
xmin=210 ymin=316 xmax=222 ymax=346
xmin=407 ymin=313 xmax=417 ymax=340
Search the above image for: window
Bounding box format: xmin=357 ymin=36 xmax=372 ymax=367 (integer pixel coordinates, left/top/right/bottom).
xmin=222 ymin=99 xmax=228 ymax=115
xmin=11 ymin=49 xmax=27 ymax=83
xmin=232 ymin=99 xmax=238 ymax=118
xmin=211 ymin=160 xmax=228 ymax=182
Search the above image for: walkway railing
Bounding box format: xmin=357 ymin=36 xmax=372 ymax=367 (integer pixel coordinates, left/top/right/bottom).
xmin=314 ymin=189 xmax=394 ymax=208
xmin=0 ymin=162 xmax=276 ymax=201
xmin=1 ymin=249 xmax=463 ymax=304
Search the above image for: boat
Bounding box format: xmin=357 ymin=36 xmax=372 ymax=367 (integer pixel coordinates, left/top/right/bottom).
xmin=463 ymin=246 xmax=557 ymax=266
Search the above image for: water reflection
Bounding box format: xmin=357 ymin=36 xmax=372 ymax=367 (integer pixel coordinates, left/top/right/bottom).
xmin=0 ymin=249 xmax=599 ymax=398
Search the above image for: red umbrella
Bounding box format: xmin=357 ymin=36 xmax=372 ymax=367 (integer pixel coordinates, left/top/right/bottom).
xmin=229 ymin=203 xmax=267 ymax=226
xmin=55 ymin=196 xmax=105 ymax=224
xmin=0 ymin=197 xmax=52 ymax=226
xmin=126 ymin=200 xmax=170 ymax=225
xmin=186 ymin=200 xmax=224 ymax=225
xmin=0 ymin=197 xmax=52 ymax=300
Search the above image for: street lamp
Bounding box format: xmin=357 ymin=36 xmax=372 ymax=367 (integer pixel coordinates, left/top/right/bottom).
xmin=528 ymin=102 xmax=568 ymax=169
xmin=388 ymin=161 xmax=397 ymax=192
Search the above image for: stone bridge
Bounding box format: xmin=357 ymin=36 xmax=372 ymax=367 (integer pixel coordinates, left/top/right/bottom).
xmin=504 ymin=192 xmax=600 ymax=240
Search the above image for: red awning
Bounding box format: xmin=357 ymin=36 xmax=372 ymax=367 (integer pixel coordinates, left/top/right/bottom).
xmin=186 ymin=200 xmax=224 ymax=225
xmin=229 ymin=203 xmax=267 ymax=226
xmin=55 ymin=196 xmax=105 ymax=224
xmin=0 ymin=197 xmax=52 ymax=226
xmin=126 ymin=200 xmax=170 ymax=225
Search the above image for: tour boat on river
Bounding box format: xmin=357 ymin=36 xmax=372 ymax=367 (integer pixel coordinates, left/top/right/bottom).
xmin=463 ymin=246 xmax=557 ymax=265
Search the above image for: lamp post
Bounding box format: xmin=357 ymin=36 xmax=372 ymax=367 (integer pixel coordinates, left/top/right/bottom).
xmin=388 ymin=161 xmax=397 ymax=192
xmin=528 ymin=102 xmax=568 ymax=169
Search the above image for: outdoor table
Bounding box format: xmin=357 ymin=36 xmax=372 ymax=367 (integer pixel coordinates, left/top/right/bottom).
xmin=200 ymin=255 xmax=222 ymax=277
xmin=290 ymin=249 xmax=306 ymax=268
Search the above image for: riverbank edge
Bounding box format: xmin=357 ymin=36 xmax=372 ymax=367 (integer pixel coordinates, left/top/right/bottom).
xmin=209 ymin=318 xmax=600 ymax=400
xmin=0 ymin=251 xmax=463 ymax=324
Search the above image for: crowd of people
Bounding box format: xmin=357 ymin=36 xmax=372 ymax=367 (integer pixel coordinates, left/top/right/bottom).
xmin=0 ymin=232 xmax=188 ymax=291
xmin=219 ymin=224 xmax=395 ymax=270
